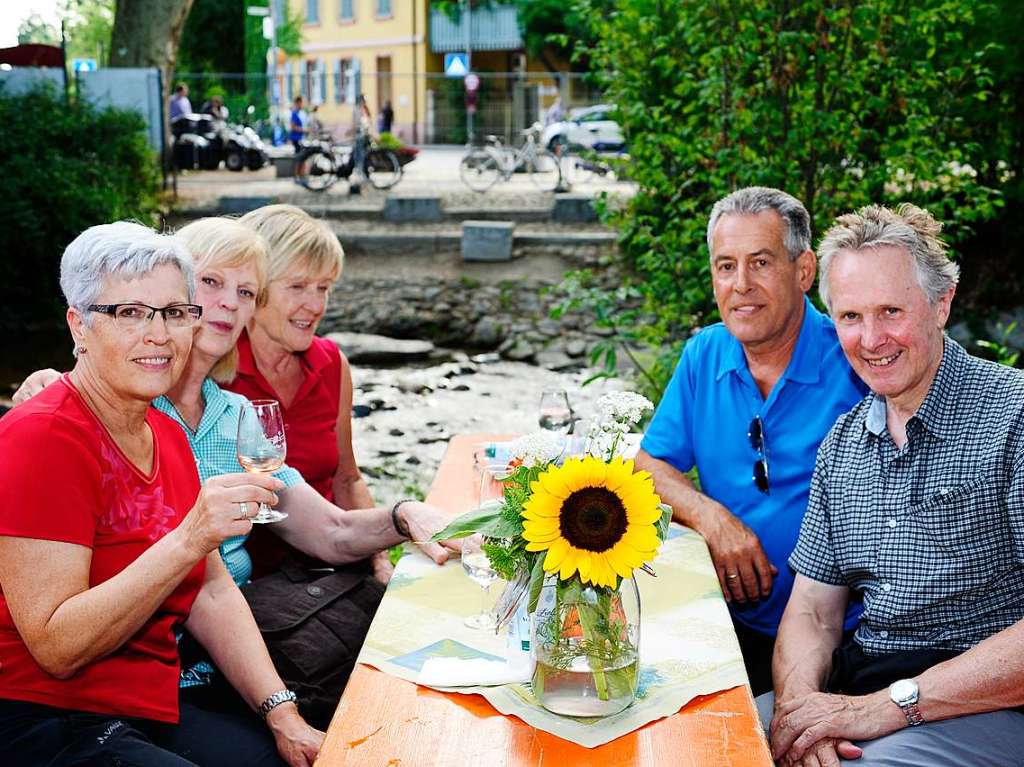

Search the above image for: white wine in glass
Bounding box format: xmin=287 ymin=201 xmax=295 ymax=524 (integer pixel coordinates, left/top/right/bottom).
xmin=236 ymin=399 xmax=288 ymax=524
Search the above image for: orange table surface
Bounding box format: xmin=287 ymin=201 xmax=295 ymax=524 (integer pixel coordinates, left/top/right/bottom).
xmin=316 ymin=434 xmax=773 ymax=766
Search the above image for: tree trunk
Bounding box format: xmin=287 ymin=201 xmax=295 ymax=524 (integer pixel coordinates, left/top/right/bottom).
xmin=110 ymin=0 xmax=195 ymax=168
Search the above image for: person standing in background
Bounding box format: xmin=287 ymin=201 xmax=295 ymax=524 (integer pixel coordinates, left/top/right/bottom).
xmin=169 ymin=83 xmax=192 ymax=121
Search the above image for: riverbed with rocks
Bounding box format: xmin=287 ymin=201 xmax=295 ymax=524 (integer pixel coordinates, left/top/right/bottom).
xmin=345 ymin=348 xmax=629 ymax=503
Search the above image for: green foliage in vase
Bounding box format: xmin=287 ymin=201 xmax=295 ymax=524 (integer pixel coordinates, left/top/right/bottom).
xmin=562 ymin=0 xmax=1018 ymax=403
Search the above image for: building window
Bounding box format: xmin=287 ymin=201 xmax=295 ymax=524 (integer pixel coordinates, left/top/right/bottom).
xmin=336 ymin=58 xmax=359 ymax=104
xmin=376 ymin=0 xmax=391 ymax=18
xmin=306 ymin=0 xmax=319 ymax=23
xmin=340 ymin=0 xmax=353 ymax=21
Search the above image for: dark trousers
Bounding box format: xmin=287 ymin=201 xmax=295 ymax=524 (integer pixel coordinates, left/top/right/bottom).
xmin=0 ymin=684 xmax=284 ymax=767
xmin=733 ymin=620 xmax=776 ymax=697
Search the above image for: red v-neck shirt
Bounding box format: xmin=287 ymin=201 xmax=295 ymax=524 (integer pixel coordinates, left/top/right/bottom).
xmin=0 ymin=377 xmax=204 ymax=722
xmin=225 ymin=331 xmax=343 ymax=575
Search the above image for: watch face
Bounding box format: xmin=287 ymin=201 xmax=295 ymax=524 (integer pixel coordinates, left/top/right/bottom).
xmin=890 ymin=679 xmax=917 ymax=704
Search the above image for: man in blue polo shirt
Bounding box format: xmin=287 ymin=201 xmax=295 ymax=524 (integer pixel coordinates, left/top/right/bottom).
xmin=636 ymin=187 xmax=867 ymax=695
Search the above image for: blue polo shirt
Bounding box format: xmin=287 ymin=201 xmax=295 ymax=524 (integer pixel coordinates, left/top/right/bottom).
xmin=642 ymin=297 xmax=867 ymax=636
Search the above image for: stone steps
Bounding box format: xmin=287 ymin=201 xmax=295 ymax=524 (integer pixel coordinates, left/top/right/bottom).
xmin=170 ymin=193 xmax=604 ymax=225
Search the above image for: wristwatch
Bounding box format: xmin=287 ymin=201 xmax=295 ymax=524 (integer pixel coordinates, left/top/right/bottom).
xmin=889 ymin=679 xmax=924 ymax=726
xmin=257 ymin=689 xmax=298 ymax=719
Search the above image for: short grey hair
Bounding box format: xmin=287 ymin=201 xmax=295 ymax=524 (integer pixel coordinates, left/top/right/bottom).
xmin=60 ymin=221 xmax=196 ymax=326
xmin=707 ymin=186 xmax=812 ymax=261
xmin=817 ymin=203 xmax=960 ymax=311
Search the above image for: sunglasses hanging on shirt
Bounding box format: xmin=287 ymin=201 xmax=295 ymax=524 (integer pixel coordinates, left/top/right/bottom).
xmin=748 ymin=415 xmax=770 ymax=494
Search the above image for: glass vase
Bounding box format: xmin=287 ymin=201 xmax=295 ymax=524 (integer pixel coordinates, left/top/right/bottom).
xmin=530 ymin=573 xmax=640 ymax=717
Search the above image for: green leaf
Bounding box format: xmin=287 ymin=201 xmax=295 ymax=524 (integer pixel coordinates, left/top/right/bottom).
xmin=430 ymin=507 xmax=502 ymax=542
xmin=480 ymin=514 xmax=522 ymax=539
xmin=656 ymin=504 xmax=673 ymax=542
xmin=527 ymin=553 xmax=547 ymax=613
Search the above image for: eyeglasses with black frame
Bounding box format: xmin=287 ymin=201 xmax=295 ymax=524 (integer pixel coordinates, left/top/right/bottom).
xmin=748 ymin=415 xmax=770 ymax=494
xmin=88 ymin=303 xmax=203 ymax=330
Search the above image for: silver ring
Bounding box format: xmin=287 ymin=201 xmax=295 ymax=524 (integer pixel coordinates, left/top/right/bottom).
xmin=726 ymin=573 xmax=739 ymax=580
xmin=237 ymin=501 xmax=250 ymax=520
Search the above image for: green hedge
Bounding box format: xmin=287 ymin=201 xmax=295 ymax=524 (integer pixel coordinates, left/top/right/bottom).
xmin=563 ymin=0 xmax=1018 ymax=401
xmin=0 ymin=85 xmax=161 ymax=329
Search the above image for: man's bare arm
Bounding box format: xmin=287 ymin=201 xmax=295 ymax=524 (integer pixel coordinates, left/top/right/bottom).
xmin=636 ymin=448 xmax=777 ymax=603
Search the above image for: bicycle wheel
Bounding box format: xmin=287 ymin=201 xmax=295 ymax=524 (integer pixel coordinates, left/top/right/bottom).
xmin=364 ymin=148 xmax=402 ymax=190
xmin=528 ymin=149 xmax=562 ymax=192
xmin=294 ymin=147 xmax=338 ymax=192
xmin=460 ymin=149 xmax=501 ymax=192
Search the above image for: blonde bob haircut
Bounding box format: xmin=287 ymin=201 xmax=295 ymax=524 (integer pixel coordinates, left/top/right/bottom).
xmin=238 ymin=204 xmax=344 ymax=292
xmin=175 ymin=217 xmax=270 ymax=384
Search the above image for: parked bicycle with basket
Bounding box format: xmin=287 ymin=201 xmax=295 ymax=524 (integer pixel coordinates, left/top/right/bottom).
xmin=459 ymin=123 xmax=562 ymax=193
xmin=294 ymin=129 xmax=403 ymax=192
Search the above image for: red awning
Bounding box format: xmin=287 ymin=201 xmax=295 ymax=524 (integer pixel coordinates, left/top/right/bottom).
xmin=0 ymin=44 xmax=65 ymax=68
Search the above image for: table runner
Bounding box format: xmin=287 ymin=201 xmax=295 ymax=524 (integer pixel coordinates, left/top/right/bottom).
xmin=356 ymin=525 xmax=748 ymax=748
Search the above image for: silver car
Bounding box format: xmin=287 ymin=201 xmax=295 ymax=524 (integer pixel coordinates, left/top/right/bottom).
xmin=541 ymin=104 xmax=625 ymax=152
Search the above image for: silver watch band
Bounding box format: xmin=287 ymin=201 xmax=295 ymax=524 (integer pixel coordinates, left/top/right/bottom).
xmin=903 ymin=700 xmax=924 ymax=726
xmin=257 ymin=689 xmax=297 ymax=719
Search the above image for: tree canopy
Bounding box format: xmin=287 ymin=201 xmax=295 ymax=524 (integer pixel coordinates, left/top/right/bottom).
xmin=564 ymin=0 xmax=1022 ymax=397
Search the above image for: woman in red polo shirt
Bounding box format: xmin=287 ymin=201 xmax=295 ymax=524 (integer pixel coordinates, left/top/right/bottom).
xmin=0 ymin=223 xmax=321 ymax=766
xmin=232 ymin=205 xmax=390 ymax=579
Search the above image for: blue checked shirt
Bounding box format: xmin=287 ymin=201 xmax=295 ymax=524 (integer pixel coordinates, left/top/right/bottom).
xmin=153 ymin=378 xmax=305 ymax=586
xmin=791 ymin=338 xmax=1024 ymax=655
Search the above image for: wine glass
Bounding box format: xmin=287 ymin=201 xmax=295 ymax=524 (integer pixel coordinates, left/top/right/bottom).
xmin=461 ymin=534 xmax=499 ymax=630
xmin=236 ymin=399 xmax=288 ymax=524
xmin=539 ymin=389 xmax=573 ymax=434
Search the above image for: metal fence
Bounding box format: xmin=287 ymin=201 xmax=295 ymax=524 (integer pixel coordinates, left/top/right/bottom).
xmin=174 ymin=70 xmax=607 ymax=147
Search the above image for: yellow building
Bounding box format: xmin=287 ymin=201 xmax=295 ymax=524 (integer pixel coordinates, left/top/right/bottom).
xmin=284 ymin=0 xmax=576 ymax=143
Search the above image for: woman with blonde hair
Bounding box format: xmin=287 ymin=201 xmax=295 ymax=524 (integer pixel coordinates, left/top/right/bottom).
xmin=229 ymin=205 xmax=398 ymax=581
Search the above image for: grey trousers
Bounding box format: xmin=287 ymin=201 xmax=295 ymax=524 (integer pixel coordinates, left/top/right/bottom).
xmin=755 ymin=692 xmax=1024 ymax=767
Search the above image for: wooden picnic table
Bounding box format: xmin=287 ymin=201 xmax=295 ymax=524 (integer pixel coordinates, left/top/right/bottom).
xmin=316 ymin=434 xmax=774 ymax=766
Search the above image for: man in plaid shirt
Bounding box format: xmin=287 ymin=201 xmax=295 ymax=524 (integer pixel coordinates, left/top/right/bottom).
xmin=766 ymin=204 xmax=1024 ymax=766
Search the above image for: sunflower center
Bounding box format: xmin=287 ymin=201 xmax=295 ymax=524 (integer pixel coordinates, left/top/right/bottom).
xmin=559 ymin=487 xmax=628 ymax=552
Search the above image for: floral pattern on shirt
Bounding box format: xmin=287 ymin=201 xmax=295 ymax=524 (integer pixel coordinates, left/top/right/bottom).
xmin=96 ymin=431 xmax=178 ymax=539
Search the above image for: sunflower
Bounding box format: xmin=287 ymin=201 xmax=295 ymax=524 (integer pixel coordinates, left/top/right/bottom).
xmin=521 ymin=456 xmax=663 ymax=589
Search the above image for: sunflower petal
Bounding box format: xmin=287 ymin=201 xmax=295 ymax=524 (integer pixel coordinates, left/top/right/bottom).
xmin=542 ymin=536 xmax=571 ymax=570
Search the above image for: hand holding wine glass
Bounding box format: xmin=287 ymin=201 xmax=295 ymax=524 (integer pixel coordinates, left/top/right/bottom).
xmin=236 ymin=399 xmax=288 ymax=524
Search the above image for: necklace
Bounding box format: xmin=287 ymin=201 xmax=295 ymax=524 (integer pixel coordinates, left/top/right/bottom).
xmin=167 ymin=395 xmax=205 ymax=434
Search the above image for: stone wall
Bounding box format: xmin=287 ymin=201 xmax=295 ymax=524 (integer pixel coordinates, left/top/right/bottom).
xmin=321 ymin=273 xmax=619 ymax=371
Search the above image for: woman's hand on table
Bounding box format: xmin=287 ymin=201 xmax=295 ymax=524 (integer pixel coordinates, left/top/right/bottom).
xmin=398 ymin=501 xmax=463 ymax=564
xmin=12 ymin=368 xmax=61 ymax=405
xmin=266 ymin=703 xmax=324 ymax=767
xmin=177 ymin=473 xmax=285 ymax=558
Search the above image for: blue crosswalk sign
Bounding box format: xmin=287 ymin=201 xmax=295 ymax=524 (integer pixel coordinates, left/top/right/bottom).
xmin=444 ymin=53 xmax=469 ymax=78
xmin=72 ymin=59 xmax=97 ymax=72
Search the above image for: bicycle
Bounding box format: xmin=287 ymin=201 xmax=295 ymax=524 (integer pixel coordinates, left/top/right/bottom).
xmin=294 ymin=130 xmax=402 ymax=192
xmin=459 ymin=123 xmax=562 ymax=193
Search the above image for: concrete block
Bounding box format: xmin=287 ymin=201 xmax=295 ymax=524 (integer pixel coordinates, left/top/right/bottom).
xmin=462 ymin=221 xmax=515 ymax=262
xmin=218 ymin=196 xmax=275 ymax=214
xmin=272 ymin=156 xmax=295 ymax=178
xmin=384 ymin=196 xmax=443 ymax=222
xmin=553 ymin=193 xmax=599 ymax=223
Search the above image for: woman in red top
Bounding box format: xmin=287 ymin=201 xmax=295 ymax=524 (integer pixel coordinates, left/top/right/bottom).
xmin=231 ymin=205 xmax=393 ymax=578
xmin=0 ymin=223 xmax=321 ymax=766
